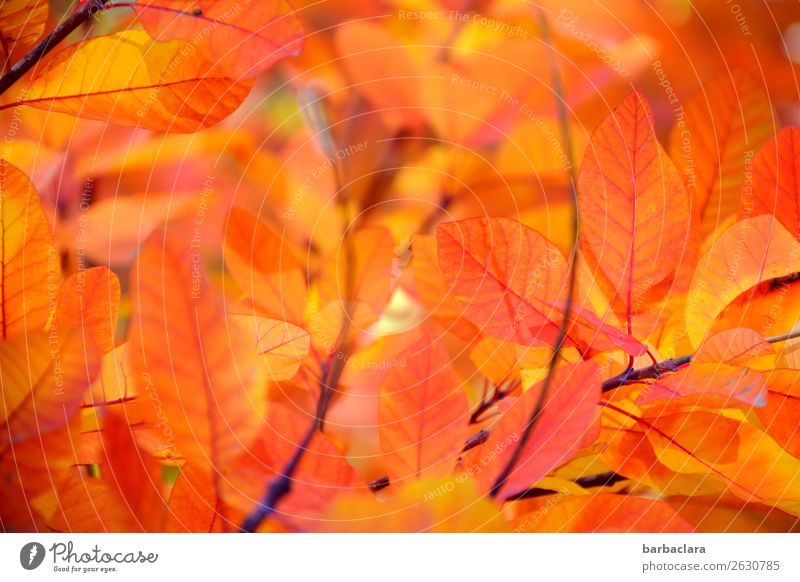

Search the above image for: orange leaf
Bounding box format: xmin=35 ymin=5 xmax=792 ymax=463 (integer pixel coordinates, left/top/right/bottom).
xmin=600 ymin=394 xmax=728 ymax=497
xmin=666 ymin=495 xmax=800 ymax=533
xmin=578 ymin=91 xmax=689 ymax=333
xmin=99 ymin=415 xmax=165 ymax=532
xmin=741 ymin=127 xmax=800 ymax=236
xmin=694 ymin=328 xmax=775 ymax=366
xmin=48 ymin=469 xmax=137 ymax=533
xmin=0 ymin=332 xmax=99 ymax=448
xmin=317 ymin=477 xmax=508 ymax=532
xmin=1 ymin=418 xmax=81 ymax=505
xmin=512 ymin=493 xmax=693 ymax=532
xmin=757 ymin=370 xmax=800 ymax=458
xmin=166 ymin=463 xmax=227 ymax=532
xmin=0 ymin=0 xmax=48 ymax=59
xmin=686 ymin=215 xmax=800 ymax=347
xmin=129 ymin=0 xmax=304 ymax=79
xmin=1 ymin=331 xmax=100 ymax=527
xmin=233 ymin=315 xmax=310 ymax=381
xmin=77 ymin=193 xmax=198 ymax=267
xmin=87 ymin=343 xmax=136 ymax=407
xmin=379 ymin=331 xmax=470 ymax=482
xmin=470 ymin=335 xmax=578 ymax=385
xmin=224 ymin=207 xmax=307 ymax=325
xmin=319 ymin=226 xmax=395 ymax=323
xmin=0 ymin=159 xmax=57 ymax=339
xmin=411 ymin=234 xmax=478 ymax=340
xmin=709 ymin=276 xmax=800 ymax=341
xmin=334 ymin=21 xmax=428 ymax=131
xmin=647 ymin=409 xmax=800 ymax=510
xmin=18 ymin=30 xmax=253 ymax=132
xmin=225 ymin=403 xmax=364 ymax=529
xmin=128 ymin=232 xmax=267 ymax=470
xmin=636 ymin=364 xmax=767 ymax=408
xmin=671 ymin=71 xmax=774 ymax=236
xmin=52 ymin=414 xmax=166 ymax=532
xmin=463 ymin=361 xmax=601 ymax=499
xmin=603 ymin=399 xmax=800 ymax=511
xmin=54 ymin=266 xmax=121 ymax=354
xmin=437 ymin=216 xmax=645 ymax=355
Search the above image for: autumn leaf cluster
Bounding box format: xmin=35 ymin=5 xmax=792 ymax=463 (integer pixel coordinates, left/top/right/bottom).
xmin=1 ymin=0 xmax=800 ymax=533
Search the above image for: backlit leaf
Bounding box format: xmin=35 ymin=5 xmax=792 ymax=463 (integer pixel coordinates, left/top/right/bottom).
xmin=578 ymin=91 xmax=689 ymax=334
xmin=0 ymin=0 xmax=48 ymax=59
xmin=511 ymin=493 xmax=694 ymax=532
xmin=379 ymin=331 xmax=470 ymax=482
xmin=437 ymin=216 xmax=646 ymax=355
xmin=740 ymin=127 xmax=800 ymax=236
xmin=54 ymin=266 xmax=121 ymax=354
xmin=0 ymin=159 xmax=57 ymax=339
xmin=462 ymin=362 xmax=601 ymax=500
xmin=129 ymin=0 xmax=304 ymax=79
xmin=19 ymin=30 xmax=253 ymax=132
xmin=128 ymin=231 xmax=267 ymax=470
xmin=686 ymin=215 xmax=800 ymax=347
xmin=671 ymin=71 xmax=774 ymax=236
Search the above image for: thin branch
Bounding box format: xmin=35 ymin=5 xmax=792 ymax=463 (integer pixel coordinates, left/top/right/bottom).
xmin=367 ymin=475 xmax=390 ymax=492
xmin=601 ymin=328 xmax=800 ymax=392
xmin=363 ymin=429 xmax=493 ymax=495
xmin=0 ymin=0 xmax=109 ymax=97
xmin=488 ymin=9 xmax=578 ymax=499
xmin=463 ymin=428 xmax=491 ymax=453
xmin=507 ymin=472 xmax=629 ymax=500
xmin=80 ymin=396 xmax=136 ymax=409
xmin=240 ymin=90 xmax=358 ymax=532
xmin=602 ymin=354 xmax=691 ymax=392
xmin=470 ymin=379 xmax=519 ymax=424
xmin=239 ymin=420 xmax=316 ymax=533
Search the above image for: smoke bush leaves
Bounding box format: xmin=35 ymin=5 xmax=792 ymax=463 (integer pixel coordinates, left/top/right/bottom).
xmin=0 ymin=0 xmax=799 ymax=534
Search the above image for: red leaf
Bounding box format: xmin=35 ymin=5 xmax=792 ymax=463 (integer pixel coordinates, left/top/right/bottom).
xmin=462 ymin=361 xmax=601 ymax=500
xmin=437 ymin=216 xmax=645 ymax=355
xmin=578 ymin=91 xmax=689 ymax=334
xmin=741 ymin=127 xmax=800 ymax=236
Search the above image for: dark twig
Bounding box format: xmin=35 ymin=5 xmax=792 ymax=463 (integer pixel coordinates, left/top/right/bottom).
xmin=240 ymin=421 xmax=315 ymax=532
xmin=601 ymin=328 xmax=800 ymax=392
xmin=470 ymin=379 xmax=519 ymax=424
xmin=462 ymin=428 xmax=491 ymax=453
xmin=365 ymin=429 xmax=493 ymax=495
xmin=0 ymin=0 xmax=109 ymax=96
xmin=239 ymin=362 xmax=341 ymax=532
xmin=367 ymin=475 xmax=390 ymax=493
xmin=574 ymin=471 xmax=628 ymax=489
xmin=507 ymin=472 xmax=629 ymax=500
xmin=602 ymin=354 xmax=691 ymax=392
xmin=488 ymin=9 xmax=578 ymax=499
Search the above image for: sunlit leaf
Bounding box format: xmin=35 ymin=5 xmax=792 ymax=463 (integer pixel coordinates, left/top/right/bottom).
xmin=379 ymin=331 xmax=470 ymax=482
xmin=129 ymin=0 xmax=304 ymax=79
xmin=462 ymin=362 xmax=601 ymax=500
xmin=19 ymin=30 xmax=253 ymax=132
xmin=128 ymin=232 xmax=267 ymax=469
xmin=578 ymin=91 xmax=689 ymax=334
xmin=0 ymin=160 xmax=57 ymax=339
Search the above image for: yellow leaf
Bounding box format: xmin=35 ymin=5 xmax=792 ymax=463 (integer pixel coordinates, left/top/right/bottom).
xmin=129 ymin=232 xmax=267 ymax=468
xmin=687 ymin=215 xmax=800 ymax=347
xmin=17 ymin=30 xmax=253 ymax=133
xmin=0 ymin=159 xmax=57 ymax=339
xmin=0 ymin=0 xmax=48 ymax=59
